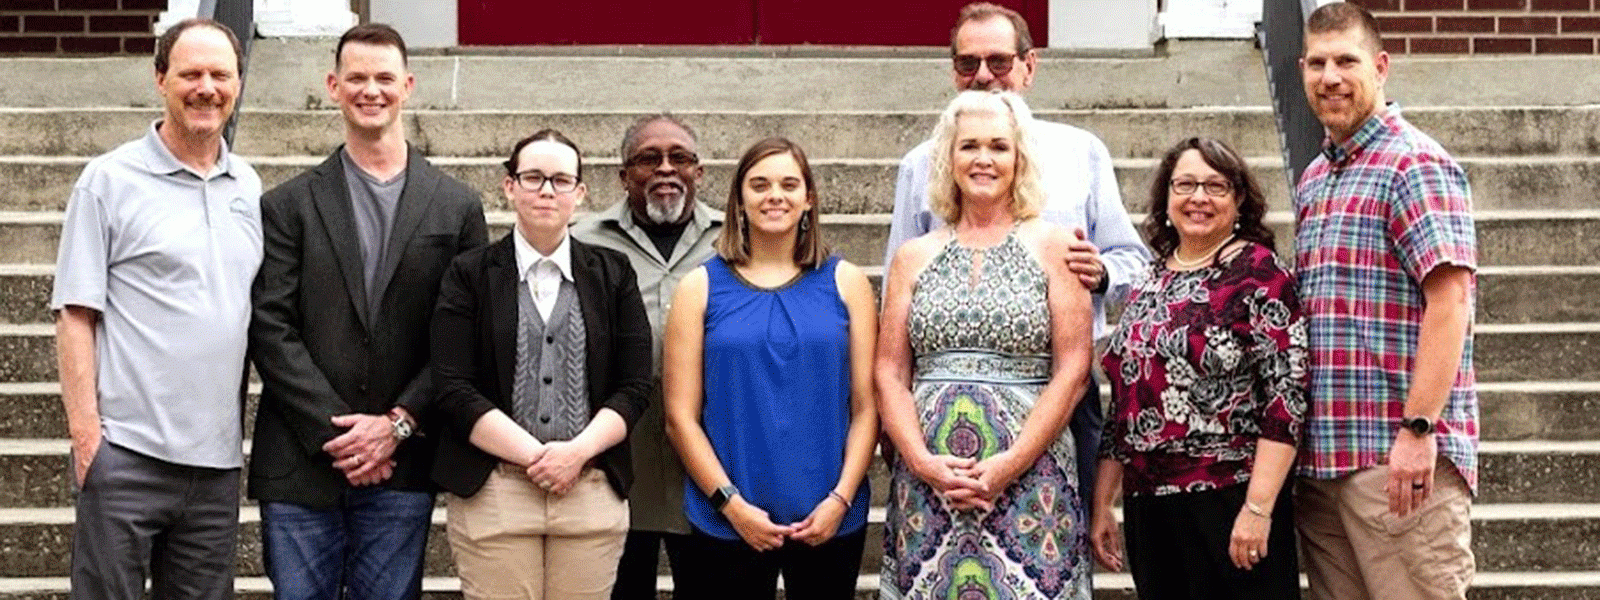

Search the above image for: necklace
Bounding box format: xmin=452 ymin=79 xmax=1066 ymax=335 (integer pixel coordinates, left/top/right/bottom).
xmin=1172 ymin=234 xmax=1236 ymax=268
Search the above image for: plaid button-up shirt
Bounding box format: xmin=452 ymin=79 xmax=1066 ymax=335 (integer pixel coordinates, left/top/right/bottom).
xmin=1292 ymin=106 xmax=1479 ymax=493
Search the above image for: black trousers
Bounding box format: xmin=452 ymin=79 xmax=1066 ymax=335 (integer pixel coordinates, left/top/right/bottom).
xmin=1124 ymin=482 xmax=1300 ymax=600
xmin=1070 ymin=380 xmax=1105 ymax=512
xmin=673 ymin=527 xmax=866 ymax=600
xmin=611 ymin=530 xmax=692 ymax=600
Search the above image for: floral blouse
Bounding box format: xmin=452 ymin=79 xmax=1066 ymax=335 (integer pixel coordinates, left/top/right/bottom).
xmin=1100 ymin=242 xmax=1309 ymax=497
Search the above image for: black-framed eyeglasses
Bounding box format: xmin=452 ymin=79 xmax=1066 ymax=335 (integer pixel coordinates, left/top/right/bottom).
xmin=514 ymin=170 xmax=581 ymax=193
xmin=1170 ymin=179 xmax=1233 ymax=197
xmin=952 ymin=53 xmax=1018 ymax=76
xmin=625 ymin=149 xmax=699 ymax=170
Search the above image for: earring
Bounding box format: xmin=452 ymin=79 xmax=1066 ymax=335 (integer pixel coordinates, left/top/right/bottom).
xmin=1163 ymin=217 xmax=1172 ymax=228
xmin=1233 ymin=220 xmax=1240 ymax=231
xmin=799 ymin=211 xmax=811 ymax=233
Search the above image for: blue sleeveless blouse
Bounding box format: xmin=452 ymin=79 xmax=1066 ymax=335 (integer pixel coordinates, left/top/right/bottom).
xmin=683 ymin=255 xmax=870 ymax=540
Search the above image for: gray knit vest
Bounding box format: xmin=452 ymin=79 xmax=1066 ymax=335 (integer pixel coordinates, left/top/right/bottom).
xmin=513 ymin=280 xmax=589 ymax=441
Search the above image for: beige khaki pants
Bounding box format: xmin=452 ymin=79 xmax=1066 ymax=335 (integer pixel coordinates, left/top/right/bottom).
xmin=1295 ymin=459 xmax=1474 ymax=600
xmin=447 ymin=465 xmax=629 ymax=600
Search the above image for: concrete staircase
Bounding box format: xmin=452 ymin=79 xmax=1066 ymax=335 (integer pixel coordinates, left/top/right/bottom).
xmin=2 ymin=39 xmax=1598 ymax=598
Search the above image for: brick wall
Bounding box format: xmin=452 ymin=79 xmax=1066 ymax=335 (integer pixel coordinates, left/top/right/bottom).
xmin=1362 ymin=0 xmax=1600 ymax=53
xmin=0 ymin=0 xmax=163 ymax=55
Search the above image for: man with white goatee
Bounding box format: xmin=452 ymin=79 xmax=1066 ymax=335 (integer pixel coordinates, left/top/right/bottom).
xmin=570 ymin=114 xmax=725 ymax=600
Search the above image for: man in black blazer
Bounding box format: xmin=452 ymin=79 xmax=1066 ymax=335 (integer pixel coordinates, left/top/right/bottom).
xmin=247 ymin=24 xmax=486 ymax=600
xmin=431 ymin=129 xmax=651 ymax=599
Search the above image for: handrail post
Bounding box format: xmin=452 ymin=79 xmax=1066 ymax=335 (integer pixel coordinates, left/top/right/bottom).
xmin=1259 ymin=0 xmax=1323 ymax=192
xmin=197 ymin=0 xmax=254 ymax=147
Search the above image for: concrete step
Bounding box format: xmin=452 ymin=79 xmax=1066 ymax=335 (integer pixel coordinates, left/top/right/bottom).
xmin=6 ymin=106 xmax=1598 ymax=161
xmin=7 ymin=205 xmax=1600 ymax=270
xmin=6 ymin=380 xmax=1598 ymax=444
xmin=5 ymin=40 xmax=1600 ymax=111
xmin=4 ymin=154 xmax=1600 ymax=215
xmin=6 ymin=263 xmax=1595 ymax=327
xmin=0 ymin=435 xmax=1596 ymax=508
xmin=0 ymin=503 xmax=1593 ymax=577
xmin=0 ymin=41 xmax=1277 ymax=112
xmin=3 ymin=318 xmax=1598 ymax=386
xmin=5 ymin=572 xmax=1600 ymax=600
xmin=3 ymin=435 xmax=1600 ymax=508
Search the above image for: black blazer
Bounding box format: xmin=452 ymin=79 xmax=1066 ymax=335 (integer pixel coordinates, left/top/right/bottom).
xmin=430 ymin=233 xmax=652 ymax=498
xmin=248 ymin=146 xmax=488 ymax=508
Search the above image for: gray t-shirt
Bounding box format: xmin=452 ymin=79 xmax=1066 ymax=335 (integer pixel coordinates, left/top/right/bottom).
xmin=51 ymin=121 xmax=263 ymax=469
xmin=341 ymin=149 xmax=405 ymax=315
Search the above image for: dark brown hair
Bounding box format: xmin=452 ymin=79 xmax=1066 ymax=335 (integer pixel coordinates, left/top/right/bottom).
xmin=950 ymin=2 xmax=1033 ymax=56
xmin=1143 ymin=137 xmax=1274 ymax=262
xmin=154 ymin=19 xmax=242 ymax=74
xmin=504 ymin=128 xmax=582 ymax=176
xmin=715 ymin=137 xmax=829 ymax=269
xmin=1306 ymin=2 xmax=1383 ymax=54
xmin=336 ymin=23 xmax=408 ymax=69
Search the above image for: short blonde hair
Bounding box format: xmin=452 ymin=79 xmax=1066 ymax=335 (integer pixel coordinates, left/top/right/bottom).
xmin=927 ymin=90 xmax=1044 ymax=226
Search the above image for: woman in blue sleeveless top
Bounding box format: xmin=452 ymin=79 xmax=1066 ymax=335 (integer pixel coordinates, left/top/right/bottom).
xmin=662 ymin=137 xmax=879 ymax=599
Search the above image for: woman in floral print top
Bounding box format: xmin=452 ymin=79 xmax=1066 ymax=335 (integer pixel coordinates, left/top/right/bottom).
xmin=1090 ymin=138 xmax=1308 ymax=600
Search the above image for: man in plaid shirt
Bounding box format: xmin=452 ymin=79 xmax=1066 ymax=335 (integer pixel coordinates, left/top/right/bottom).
xmin=1291 ymin=4 xmax=1478 ymax=600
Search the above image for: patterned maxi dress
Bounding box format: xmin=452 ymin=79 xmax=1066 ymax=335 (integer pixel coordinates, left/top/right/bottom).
xmin=881 ymin=232 xmax=1092 ymax=600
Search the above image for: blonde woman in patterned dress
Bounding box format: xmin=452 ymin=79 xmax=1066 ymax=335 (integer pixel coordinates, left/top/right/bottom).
xmin=876 ymin=90 xmax=1094 ymax=600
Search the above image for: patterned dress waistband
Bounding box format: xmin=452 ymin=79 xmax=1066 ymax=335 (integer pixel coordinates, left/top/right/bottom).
xmin=915 ymin=350 xmax=1051 ymax=384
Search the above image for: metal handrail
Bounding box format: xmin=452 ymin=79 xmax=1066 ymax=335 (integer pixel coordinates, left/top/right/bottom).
xmin=1259 ymin=0 xmax=1323 ymax=191
xmin=197 ymin=0 xmax=254 ymax=146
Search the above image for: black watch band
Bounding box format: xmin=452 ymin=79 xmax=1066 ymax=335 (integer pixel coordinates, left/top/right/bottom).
xmin=1400 ymin=416 xmax=1435 ymax=435
xmin=709 ymin=485 xmax=739 ymax=511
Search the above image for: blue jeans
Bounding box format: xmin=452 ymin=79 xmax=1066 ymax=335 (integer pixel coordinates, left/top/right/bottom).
xmin=261 ymin=488 xmax=434 ymax=600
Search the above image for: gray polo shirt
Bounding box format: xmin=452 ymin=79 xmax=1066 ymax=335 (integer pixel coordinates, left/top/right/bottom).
xmin=51 ymin=121 xmax=263 ymax=469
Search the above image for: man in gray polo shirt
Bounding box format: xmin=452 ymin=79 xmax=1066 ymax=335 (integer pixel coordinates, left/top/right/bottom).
xmin=51 ymin=19 xmax=260 ymax=600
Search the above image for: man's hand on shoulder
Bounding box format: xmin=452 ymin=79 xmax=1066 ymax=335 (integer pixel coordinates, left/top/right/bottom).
xmin=1066 ymin=227 xmax=1105 ymax=292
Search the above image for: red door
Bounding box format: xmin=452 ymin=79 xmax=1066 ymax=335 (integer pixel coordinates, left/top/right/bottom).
xmin=757 ymin=0 xmax=1042 ymax=46
xmin=459 ymin=0 xmax=1045 ymax=47
xmin=458 ymin=0 xmax=757 ymax=45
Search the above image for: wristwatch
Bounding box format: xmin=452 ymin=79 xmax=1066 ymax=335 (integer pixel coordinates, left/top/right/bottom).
xmin=1399 ymin=415 xmax=1436 ymax=436
xmin=709 ymin=485 xmax=740 ymax=511
xmin=389 ymin=409 xmax=414 ymax=441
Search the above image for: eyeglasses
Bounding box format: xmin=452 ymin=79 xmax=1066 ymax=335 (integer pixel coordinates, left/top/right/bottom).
xmin=514 ymin=171 xmax=581 ymax=193
xmin=1170 ymin=179 xmax=1233 ymax=197
xmin=952 ymin=53 xmax=1018 ymax=77
xmin=625 ymin=149 xmax=699 ymax=170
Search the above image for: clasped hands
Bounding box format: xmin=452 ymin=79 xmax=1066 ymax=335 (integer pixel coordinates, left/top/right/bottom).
xmin=723 ymin=490 xmax=851 ymax=552
xmin=323 ymin=412 xmax=400 ymax=487
xmin=908 ymin=450 xmax=1022 ymax=513
xmin=518 ymin=440 xmax=591 ymax=496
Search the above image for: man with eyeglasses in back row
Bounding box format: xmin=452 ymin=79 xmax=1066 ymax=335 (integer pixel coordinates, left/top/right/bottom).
xmin=570 ymin=115 xmax=725 ymax=599
xmin=881 ymin=3 xmax=1150 ymax=576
